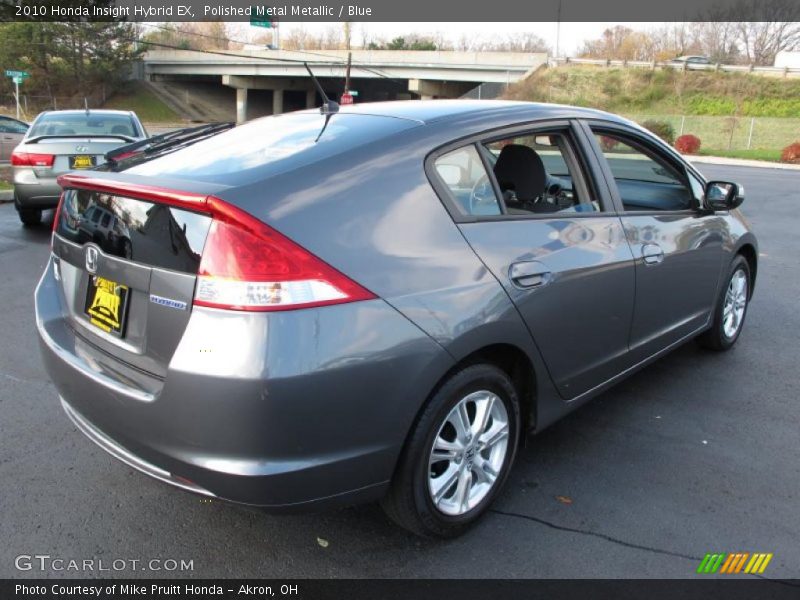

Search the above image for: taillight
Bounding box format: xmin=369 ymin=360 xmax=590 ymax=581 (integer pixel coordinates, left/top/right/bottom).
xmin=195 ymin=197 xmax=375 ymax=311
xmin=11 ymin=151 xmax=55 ymax=167
xmin=52 ymin=176 xmax=374 ymax=312
xmin=110 ymin=150 xmax=140 ymax=161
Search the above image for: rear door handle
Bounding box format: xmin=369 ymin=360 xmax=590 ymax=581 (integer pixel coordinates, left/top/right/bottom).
xmin=509 ymin=261 xmax=552 ymax=289
xmin=642 ymin=243 xmax=665 ymax=265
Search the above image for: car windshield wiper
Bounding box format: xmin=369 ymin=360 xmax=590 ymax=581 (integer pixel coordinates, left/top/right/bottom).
xmin=26 ymin=133 xmax=136 ymax=143
xmin=105 ymin=122 xmax=234 ymax=163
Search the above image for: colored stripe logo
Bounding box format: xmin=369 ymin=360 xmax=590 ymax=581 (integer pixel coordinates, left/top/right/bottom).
xmin=697 ymin=553 xmax=773 ymax=574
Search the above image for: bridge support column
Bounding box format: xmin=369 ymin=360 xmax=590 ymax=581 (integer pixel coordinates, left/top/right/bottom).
xmin=272 ymin=89 xmax=284 ymax=115
xmin=236 ymin=88 xmax=248 ymax=124
xmin=408 ymin=79 xmax=474 ymax=99
xmin=306 ymin=88 xmax=316 ymax=108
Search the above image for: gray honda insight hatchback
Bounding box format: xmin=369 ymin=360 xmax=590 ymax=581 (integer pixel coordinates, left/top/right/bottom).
xmin=36 ymin=100 xmax=757 ymax=537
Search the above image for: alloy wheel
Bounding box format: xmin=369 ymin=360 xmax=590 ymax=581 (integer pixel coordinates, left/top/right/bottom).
xmin=722 ymin=268 xmax=748 ymax=339
xmin=427 ymin=390 xmax=510 ymax=516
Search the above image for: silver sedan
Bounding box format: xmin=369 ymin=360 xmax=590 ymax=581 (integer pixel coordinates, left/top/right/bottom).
xmin=12 ymin=109 xmax=146 ymax=226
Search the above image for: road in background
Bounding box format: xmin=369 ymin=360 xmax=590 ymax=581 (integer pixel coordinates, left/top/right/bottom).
xmin=0 ymin=165 xmax=797 ymax=579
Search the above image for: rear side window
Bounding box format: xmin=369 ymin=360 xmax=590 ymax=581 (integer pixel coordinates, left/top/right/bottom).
xmin=483 ymin=131 xmax=598 ymax=214
xmin=434 ymin=145 xmax=501 ymax=216
xmin=0 ymin=118 xmax=27 ymax=134
xmin=29 ymin=113 xmax=136 ymax=138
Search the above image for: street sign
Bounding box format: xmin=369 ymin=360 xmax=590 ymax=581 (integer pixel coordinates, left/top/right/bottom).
xmin=12 ymin=76 xmax=24 ymax=84
xmin=5 ymin=69 xmax=29 ymax=79
xmin=349 ymin=90 xmax=359 ymax=97
xmin=250 ymin=7 xmax=273 ymax=28
xmin=340 ymin=92 xmax=354 ymax=105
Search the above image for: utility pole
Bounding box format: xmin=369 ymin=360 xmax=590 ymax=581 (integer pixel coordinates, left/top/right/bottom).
xmin=344 ymin=21 xmax=351 ymax=50
xmin=344 ymin=51 xmax=352 ymax=95
xmin=555 ymin=0 xmax=562 ymax=58
xmin=14 ymin=78 xmax=20 ymax=120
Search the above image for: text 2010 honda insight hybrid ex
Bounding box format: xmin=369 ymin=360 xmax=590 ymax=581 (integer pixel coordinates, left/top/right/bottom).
xmin=36 ymin=100 xmax=757 ymax=537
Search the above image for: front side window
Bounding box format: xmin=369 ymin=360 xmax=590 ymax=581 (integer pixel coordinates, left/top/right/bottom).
xmin=592 ymin=131 xmax=693 ymax=211
xmin=483 ymin=132 xmax=598 ymax=215
xmin=434 ymin=145 xmax=501 ymax=216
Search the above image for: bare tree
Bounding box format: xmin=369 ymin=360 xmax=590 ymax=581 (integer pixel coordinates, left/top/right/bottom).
xmin=690 ymin=22 xmax=741 ymax=63
xmin=709 ymin=0 xmax=800 ymax=65
xmin=580 ymin=26 xmax=655 ymax=61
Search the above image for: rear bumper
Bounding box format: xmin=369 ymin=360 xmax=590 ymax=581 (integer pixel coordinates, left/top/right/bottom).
xmin=36 ymin=257 xmax=452 ymax=510
xmin=14 ymin=181 xmax=61 ymax=208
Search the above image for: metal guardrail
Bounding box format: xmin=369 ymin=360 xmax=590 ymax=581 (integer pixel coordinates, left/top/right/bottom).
xmin=548 ymin=56 xmax=800 ymax=77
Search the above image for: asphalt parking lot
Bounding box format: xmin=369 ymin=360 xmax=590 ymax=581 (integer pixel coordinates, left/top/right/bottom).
xmin=1 ymin=163 xmax=797 ymax=579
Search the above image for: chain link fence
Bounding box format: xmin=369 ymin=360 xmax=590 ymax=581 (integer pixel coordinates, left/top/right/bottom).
xmin=0 ymin=88 xmax=109 ymax=121
xmin=625 ymin=114 xmax=800 ymax=151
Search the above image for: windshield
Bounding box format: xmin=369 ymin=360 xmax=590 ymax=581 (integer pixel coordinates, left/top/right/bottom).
xmin=29 ymin=113 xmax=138 ymax=138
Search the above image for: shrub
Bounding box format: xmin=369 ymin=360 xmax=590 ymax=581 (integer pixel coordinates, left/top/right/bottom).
xmin=641 ymin=119 xmax=676 ymax=144
xmin=780 ymin=142 xmax=800 ymax=164
xmin=599 ymin=136 xmax=620 ymax=152
xmin=675 ymin=134 xmax=702 ymax=154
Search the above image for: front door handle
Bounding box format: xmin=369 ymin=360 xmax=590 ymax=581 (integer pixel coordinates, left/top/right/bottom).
xmin=509 ymin=261 xmax=552 ymax=289
xmin=642 ymin=243 xmax=665 ymax=265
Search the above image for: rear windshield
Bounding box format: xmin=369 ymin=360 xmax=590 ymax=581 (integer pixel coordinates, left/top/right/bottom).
xmin=126 ymin=112 xmax=419 ymax=186
xmin=29 ymin=113 xmax=138 ymax=138
xmin=55 ymin=189 xmax=212 ymax=274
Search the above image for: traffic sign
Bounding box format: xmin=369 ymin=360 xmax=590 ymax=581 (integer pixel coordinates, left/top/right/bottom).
xmin=250 ymin=7 xmax=274 ymax=28
xmin=12 ymin=76 xmax=24 ymax=84
xmin=5 ymin=69 xmax=29 ymax=79
xmin=340 ymin=92 xmax=354 ymax=105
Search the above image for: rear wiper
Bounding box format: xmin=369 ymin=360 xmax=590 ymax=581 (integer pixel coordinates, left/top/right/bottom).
xmin=105 ymin=122 xmax=234 ymax=163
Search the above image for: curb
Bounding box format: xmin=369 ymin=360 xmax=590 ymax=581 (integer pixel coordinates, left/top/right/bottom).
xmin=688 ymin=155 xmax=800 ymax=171
xmin=0 ymin=190 xmax=13 ymax=203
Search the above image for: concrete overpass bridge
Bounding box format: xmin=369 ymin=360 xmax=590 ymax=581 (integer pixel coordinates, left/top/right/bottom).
xmin=141 ymin=49 xmax=547 ymax=122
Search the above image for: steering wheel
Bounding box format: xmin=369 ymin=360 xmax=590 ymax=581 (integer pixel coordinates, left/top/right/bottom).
xmin=468 ymin=174 xmax=497 ymax=214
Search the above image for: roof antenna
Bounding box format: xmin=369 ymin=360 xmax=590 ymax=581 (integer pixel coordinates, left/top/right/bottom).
xmin=304 ymin=63 xmax=339 ymax=115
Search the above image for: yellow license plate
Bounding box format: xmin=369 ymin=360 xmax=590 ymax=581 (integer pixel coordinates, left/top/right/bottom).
xmin=70 ymin=155 xmax=96 ymax=169
xmin=84 ymin=276 xmax=129 ymax=336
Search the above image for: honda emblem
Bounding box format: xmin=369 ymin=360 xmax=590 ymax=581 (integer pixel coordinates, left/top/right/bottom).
xmin=85 ymin=246 xmax=99 ymax=274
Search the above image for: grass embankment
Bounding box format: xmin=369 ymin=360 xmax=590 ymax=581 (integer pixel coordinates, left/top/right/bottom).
xmin=696 ymin=148 xmax=784 ymax=162
xmin=0 ymin=166 xmax=12 ymax=191
xmin=506 ymin=67 xmax=800 ymax=155
xmin=103 ymin=82 xmax=179 ymax=123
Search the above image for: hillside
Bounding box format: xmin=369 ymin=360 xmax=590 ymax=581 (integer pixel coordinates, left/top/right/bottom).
xmin=505 ymin=66 xmax=800 ymax=117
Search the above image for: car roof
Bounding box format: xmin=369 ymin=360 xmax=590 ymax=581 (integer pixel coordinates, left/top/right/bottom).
xmin=37 ymin=109 xmax=135 ymax=117
xmin=300 ymin=99 xmax=628 ymax=126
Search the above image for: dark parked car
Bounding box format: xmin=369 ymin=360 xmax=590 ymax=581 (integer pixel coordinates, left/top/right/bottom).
xmin=0 ymin=115 xmax=28 ymax=162
xmin=36 ymin=101 xmax=757 ymax=537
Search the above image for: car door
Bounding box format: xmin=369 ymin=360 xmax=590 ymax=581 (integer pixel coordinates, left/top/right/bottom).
xmin=0 ymin=117 xmax=28 ymax=161
xmin=581 ymin=121 xmax=727 ymax=361
xmin=430 ymin=121 xmax=636 ymax=400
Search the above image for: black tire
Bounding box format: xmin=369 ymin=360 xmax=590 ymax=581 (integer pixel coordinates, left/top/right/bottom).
xmin=381 ymin=364 xmax=521 ymax=538
xmin=697 ymin=254 xmax=751 ymax=351
xmin=18 ymin=207 xmax=42 ymax=227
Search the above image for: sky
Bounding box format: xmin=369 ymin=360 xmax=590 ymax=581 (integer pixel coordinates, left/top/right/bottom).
xmin=228 ymin=22 xmax=655 ymax=56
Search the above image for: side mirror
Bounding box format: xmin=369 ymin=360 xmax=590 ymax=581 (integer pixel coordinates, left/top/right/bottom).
xmin=704 ymin=180 xmax=745 ymax=211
